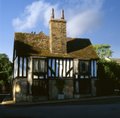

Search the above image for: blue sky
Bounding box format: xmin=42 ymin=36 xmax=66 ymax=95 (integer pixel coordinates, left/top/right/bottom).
xmin=0 ymin=0 xmax=120 ymax=61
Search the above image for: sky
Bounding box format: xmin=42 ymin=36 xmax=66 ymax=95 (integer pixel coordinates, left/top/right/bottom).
xmin=0 ymin=0 xmax=120 ymax=61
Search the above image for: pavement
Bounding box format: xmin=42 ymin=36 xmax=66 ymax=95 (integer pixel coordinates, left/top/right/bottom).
xmin=1 ymin=95 xmax=120 ymax=106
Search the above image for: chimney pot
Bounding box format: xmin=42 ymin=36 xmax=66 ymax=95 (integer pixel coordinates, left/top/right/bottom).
xmin=51 ymin=8 xmax=54 ymax=19
xmin=61 ymin=9 xmax=64 ymax=19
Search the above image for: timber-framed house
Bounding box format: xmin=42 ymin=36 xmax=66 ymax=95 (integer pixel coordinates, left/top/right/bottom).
xmin=13 ymin=9 xmax=98 ymax=102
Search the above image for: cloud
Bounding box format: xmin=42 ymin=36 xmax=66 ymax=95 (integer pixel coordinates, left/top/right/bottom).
xmin=12 ymin=0 xmax=57 ymax=31
xmin=12 ymin=0 xmax=104 ymax=37
xmin=66 ymin=0 xmax=104 ymax=37
xmin=67 ymin=9 xmax=102 ymax=37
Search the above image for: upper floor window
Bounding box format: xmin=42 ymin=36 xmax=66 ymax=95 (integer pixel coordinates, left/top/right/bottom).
xmin=79 ymin=61 xmax=89 ymax=74
xmin=33 ymin=58 xmax=47 ymax=74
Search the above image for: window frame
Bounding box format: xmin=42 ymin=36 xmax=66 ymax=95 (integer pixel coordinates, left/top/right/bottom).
xmin=32 ymin=58 xmax=47 ymax=79
xmin=79 ymin=60 xmax=90 ymax=75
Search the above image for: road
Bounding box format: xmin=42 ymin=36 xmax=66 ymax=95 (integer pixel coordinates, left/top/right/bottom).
xmin=0 ymin=103 xmax=120 ymax=118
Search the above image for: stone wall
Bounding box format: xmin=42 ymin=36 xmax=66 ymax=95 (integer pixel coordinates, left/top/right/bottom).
xmin=64 ymin=80 xmax=74 ymax=99
xmin=49 ymin=79 xmax=74 ymax=100
xmin=49 ymin=80 xmax=58 ymax=99
xmin=13 ymin=78 xmax=28 ymax=102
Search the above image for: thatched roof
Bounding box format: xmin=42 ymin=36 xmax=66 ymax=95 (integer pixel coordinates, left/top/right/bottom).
xmin=14 ymin=32 xmax=98 ymax=59
xmin=67 ymin=38 xmax=98 ymax=59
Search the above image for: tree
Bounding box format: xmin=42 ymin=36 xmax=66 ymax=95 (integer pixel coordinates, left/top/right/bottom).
xmin=94 ymin=44 xmax=120 ymax=95
xmin=94 ymin=44 xmax=120 ymax=79
xmin=0 ymin=53 xmax=12 ymax=87
xmin=98 ymin=59 xmax=120 ymax=80
xmin=97 ymin=59 xmax=120 ymax=96
xmin=94 ymin=44 xmax=113 ymax=59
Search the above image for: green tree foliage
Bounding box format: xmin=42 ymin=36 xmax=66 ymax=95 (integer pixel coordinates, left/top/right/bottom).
xmin=94 ymin=44 xmax=120 ymax=80
xmin=0 ymin=53 xmax=12 ymax=85
xmin=94 ymin=44 xmax=113 ymax=58
xmin=98 ymin=59 xmax=120 ymax=80
xmin=94 ymin=44 xmax=120 ymax=95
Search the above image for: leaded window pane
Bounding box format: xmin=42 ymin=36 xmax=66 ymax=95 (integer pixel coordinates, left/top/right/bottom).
xmin=33 ymin=58 xmax=46 ymax=73
xmin=79 ymin=61 xmax=89 ymax=74
xmin=33 ymin=59 xmax=39 ymax=72
xmin=39 ymin=60 xmax=45 ymax=72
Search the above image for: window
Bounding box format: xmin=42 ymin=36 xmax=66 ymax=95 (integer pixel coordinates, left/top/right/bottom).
xmin=33 ymin=58 xmax=47 ymax=74
xmin=79 ymin=61 xmax=89 ymax=74
xmin=33 ymin=59 xmax=39 ymax=72
xmin=39 ymin=59 xmax=46 ymax=72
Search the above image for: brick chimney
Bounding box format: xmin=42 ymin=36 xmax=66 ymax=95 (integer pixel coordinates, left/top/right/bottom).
xmin=49 ymin=8 xmax=67 ymax=54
